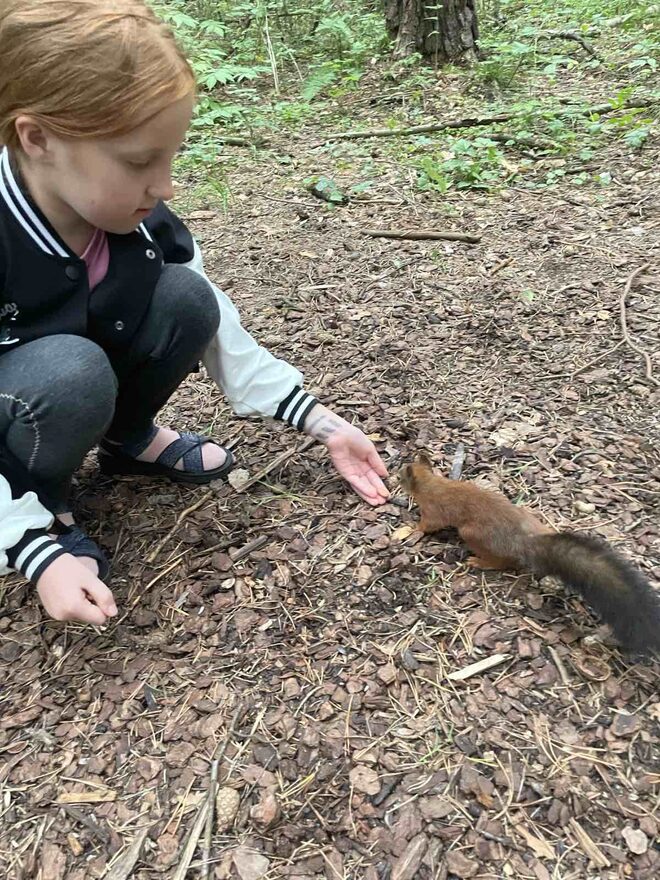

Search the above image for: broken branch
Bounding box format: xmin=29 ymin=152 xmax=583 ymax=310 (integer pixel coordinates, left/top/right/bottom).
xmin=361 ymin=228 xmax=481 ymax=244
xmin=618 ymin=263 xmax=658 ymax=386
xmin=319 ymin=99 xmax=655 ymax=143
xmin=233 ymin=436 xmax=315 ymax=493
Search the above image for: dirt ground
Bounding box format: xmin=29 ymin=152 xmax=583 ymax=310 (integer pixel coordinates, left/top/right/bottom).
xmin=1 ymin=59 xmax=659 ymax=880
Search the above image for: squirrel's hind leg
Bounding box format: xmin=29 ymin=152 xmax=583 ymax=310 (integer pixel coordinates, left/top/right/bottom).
xmin=466 ymin=553 xmax=514 ymax=571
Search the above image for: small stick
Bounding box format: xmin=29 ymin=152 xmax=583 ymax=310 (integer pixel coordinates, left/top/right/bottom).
xmin=548 ymin=646 xmax=571 ymax=687
xmin=618 ymin=263 xmax=659 ymax=386
xmin=361 ymin=228 xmax=481 ymax=244
xmin=229 ymin=535 xmax=269 ymax=563
xmin=568 ymin=817 xmax=611 ymax=868
xmin=447 ymin=653 xmax=510 ymax=681
xmin=448 ymin=443 xmax=466 ymax=481
xmin=105 ymin=826 xmax=151 ymax=880
xmin=172 ymin=801 xmax=211 ymax=880
xmin=544 ymin=30 xmax=602 ymax=61
xmin=234 ymin=437 xmax=315 ymax=494
xmin=60 ymin=804 xmax=110 ymax=844
xmin=488 ymin=257 xmax=513 ymax=276
xmin=200 ymin=702 xmax=247 ymax=880
xmin=111 ymin=557 xmax=183 ymax=628
xmin=147 ymin=490 xmax=214 ymax=564
xmin=319 ymin=99 xmax=654 ymax=144
xmin=567 ymin=340 xmax=625 ymax=380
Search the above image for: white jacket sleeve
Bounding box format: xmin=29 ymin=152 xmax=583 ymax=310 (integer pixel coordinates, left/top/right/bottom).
xmin=182 ymin=240 xmax=318 ymax=430
xmin=0 ymin=475 xmax=65 ymax=581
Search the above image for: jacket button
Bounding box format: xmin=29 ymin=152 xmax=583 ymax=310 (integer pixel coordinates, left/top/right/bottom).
xmin=114 ymin=320 xmax=125 ymax=331
xmin=65 ymin=265 xmax=80 ymax=281
xmin=145 ymin=248 xmax=156 ymax=260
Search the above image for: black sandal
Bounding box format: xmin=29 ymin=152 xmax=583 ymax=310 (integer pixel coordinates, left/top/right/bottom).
xmin=99 ymin=427 xmax=235 ymax=485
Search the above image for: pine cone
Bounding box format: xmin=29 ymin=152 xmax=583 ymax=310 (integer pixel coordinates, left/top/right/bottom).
xmin=215 ymin=786 xmax=240 ymax=833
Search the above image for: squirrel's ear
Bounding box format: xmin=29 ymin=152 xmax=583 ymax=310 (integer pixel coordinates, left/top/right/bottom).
xmin=415 ymin=451 xmax=433 ymax=469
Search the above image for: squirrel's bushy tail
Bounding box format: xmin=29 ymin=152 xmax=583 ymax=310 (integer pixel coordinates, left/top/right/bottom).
xmin=527 ymin=532 xmax=660 ymax=654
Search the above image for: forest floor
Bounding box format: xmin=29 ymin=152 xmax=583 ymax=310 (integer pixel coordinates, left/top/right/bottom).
xmin=1 ymin=16 xmax=659 ymax=880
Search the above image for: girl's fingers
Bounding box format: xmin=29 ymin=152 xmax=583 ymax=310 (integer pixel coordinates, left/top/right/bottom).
xmin=366 ymin=469 xmax=390 ymax=498
xmin=368 ymin=450 xmax=389 ymax=479
xmin=82 ymin=578 xmax=118 ymax=617
xmin=73 ymin=595 xmax=108 ymax=626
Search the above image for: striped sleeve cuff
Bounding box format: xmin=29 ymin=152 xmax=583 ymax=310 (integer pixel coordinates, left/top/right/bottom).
xmin=5 ymin=529 xmax=67 ymax=584
xmin=274 ymin=386 xmax=318 ymax=431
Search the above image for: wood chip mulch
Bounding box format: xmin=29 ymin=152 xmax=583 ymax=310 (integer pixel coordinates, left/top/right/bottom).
xmin=1 ymin=81 xmax=659 ymax=880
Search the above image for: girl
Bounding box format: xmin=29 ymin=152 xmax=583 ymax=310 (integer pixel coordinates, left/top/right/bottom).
xmin=0 ymin=0 xmax=389 ymax=625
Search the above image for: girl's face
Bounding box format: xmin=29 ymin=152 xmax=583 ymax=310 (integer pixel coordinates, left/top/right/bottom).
xmin=37 ymin=93 xmax=194 ymax=235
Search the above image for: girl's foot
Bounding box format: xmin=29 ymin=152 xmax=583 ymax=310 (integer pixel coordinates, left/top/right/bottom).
xmin=98 ymin=425 xmax=235 ymax=485
xmin=136 ymin=426 xmax=227 ymax=471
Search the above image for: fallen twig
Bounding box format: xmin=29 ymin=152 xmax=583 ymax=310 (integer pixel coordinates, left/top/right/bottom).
xmin=229 ymin=535 xmax=269 ymax=563
xmin=147 ymin=490 xmax=214 ymax=564
xmin=105 ymin=826 xmax=151 ymax=880
xmin=319 ymin=98 xmax=655 ymax=143
xmin=217 ymin=135 xmax=266 ymax=147
xmin=233 ymin=436 xmax=316 ymax=493
xmin=448 ymin=443 xmax=466 ymax=481
xmin=544 ymin=30 xmax=602 ymax=61
xmin=447 ymin=653 xmax=511 ymax=681
xmin=568 ymin=817 xmax=611 ymax=869
xmin=201 ymin=702 xmax=247 ymax=880
xmin=618 ymin=263 xmax=659 ymax=386
xmin=361 ymin=228 xmax=481 ymax=244
xmin=548 ymin=646 xmax=571 ymax=687
xmin=60 ymin=805 xmax=110 ymax=845
xmin=488 ymin=257 xmax=513 ymax=276
xmin=172 ymin=801 xmax=211 ymax=880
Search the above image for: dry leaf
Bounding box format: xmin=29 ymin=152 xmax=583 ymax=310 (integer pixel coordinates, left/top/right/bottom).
xmin=38 ymin=842 xmax=67 ymax=880
xmin=391 ymin=525 xmax=414 ymax=541
xmin=391 ymin=833 xmax=428 ymax=880
xmin=349 ymin=765 xmax=380 ymax=795
xmin=232 ymin=846 xmax=270 ymax=880
xmin=445 ymin=850 xmax=478 ymax=878
xmin=249 ymin=789 xmax=280 ymax=828
xmin=621 ymin=826 xmax=648 ymax=855
xmin=517 ymin=824 xmax=555 ymax=860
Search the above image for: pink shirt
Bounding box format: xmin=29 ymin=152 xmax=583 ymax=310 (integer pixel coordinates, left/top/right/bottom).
xmin=81 ymin=227 xmax=110 ymax=290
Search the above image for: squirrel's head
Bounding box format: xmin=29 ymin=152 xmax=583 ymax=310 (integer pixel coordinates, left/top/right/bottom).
xmin=399 ymin=452 xmax=434 ymax=496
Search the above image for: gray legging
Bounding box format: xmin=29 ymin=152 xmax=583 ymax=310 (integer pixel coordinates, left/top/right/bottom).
xmin=0 ymin=264 xmax=219 ymax=511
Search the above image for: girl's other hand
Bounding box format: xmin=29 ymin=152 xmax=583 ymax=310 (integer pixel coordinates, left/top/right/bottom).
xmin=36 ymin=554 xmax=117 ymax=625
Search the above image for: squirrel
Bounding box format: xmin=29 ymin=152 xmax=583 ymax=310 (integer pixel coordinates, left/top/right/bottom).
xmin=399 ymin=453 xmax=660 ymax=655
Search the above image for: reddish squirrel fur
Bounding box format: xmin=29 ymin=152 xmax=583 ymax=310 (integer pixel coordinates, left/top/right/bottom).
xmin=400 ymin=454 xmax=660 ymax=655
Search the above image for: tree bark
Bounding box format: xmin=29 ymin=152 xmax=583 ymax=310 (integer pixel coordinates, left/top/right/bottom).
xmin=384 ymin=1 xmax=479 ymax=64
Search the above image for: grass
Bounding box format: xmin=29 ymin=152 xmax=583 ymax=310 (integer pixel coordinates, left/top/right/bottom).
xmin=156 ymin=0 xmax=659 ymax=204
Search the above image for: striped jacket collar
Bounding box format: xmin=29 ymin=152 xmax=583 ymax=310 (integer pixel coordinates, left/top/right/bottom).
xmin=0 ymin=146 xmax=153 ymax=255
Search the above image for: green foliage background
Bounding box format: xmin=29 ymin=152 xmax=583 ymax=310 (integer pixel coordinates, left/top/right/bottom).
xmin=152 ymin=1 xmax=659 ymax=196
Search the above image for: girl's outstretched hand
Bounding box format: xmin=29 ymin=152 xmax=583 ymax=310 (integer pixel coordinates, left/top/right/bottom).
xmin=37 ymin=554 xmax=117 ymax=625
xmin=303 ymin=404 xmax=390 ymax=505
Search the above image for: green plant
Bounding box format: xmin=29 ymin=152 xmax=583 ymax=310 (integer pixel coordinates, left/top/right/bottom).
xmin=416 ymin=137 xmax=509 ymax=192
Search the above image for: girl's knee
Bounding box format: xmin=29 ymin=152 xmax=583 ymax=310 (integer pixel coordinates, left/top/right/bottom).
xmin=156 ymin=265 xmax=220 ymax=339
xmin=44 ymin=336 xmax=117 ymax=422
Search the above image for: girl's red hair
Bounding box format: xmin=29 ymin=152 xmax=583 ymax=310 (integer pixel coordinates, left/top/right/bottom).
xmin=0 ymin=0 xmax=195 ymax=150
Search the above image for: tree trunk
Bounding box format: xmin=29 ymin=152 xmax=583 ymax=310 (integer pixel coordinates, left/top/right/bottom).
xmin=384 ymin=1 xmax=479 ymax=65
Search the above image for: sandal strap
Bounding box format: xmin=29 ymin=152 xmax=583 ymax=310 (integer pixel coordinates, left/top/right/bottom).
xmin=155 ymin=431 xmax=211 ymax=472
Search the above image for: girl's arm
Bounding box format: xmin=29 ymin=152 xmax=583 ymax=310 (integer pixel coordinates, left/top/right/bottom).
xmin=0 ymin=467 xmax=66 ymax=583
xmin=146 ymin=207 xmax=390 ymax=503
